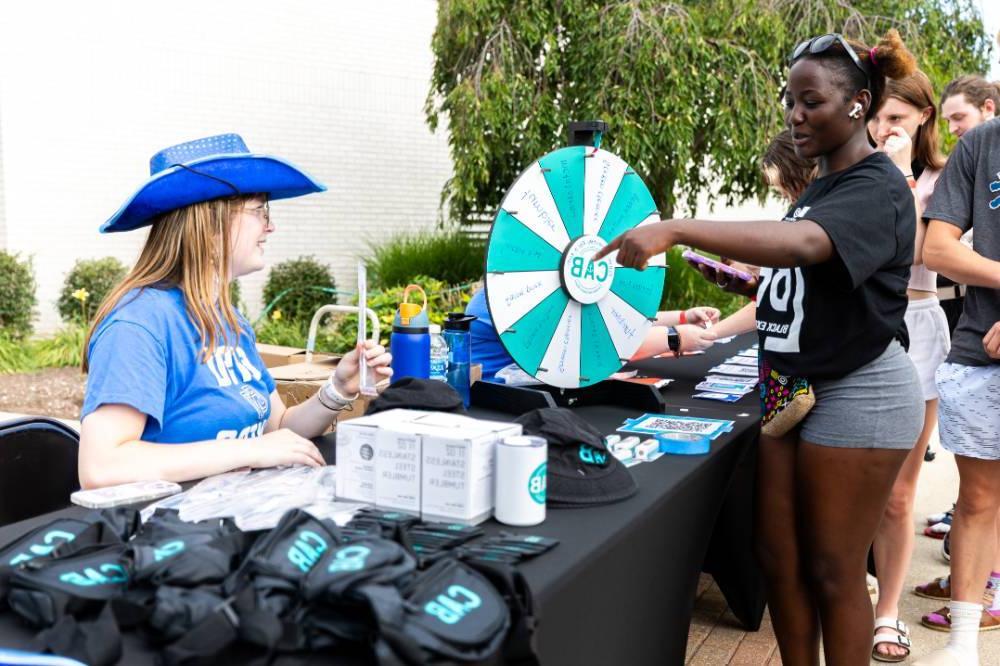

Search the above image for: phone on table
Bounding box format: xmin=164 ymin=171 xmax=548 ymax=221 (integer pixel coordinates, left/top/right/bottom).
xmin=681 ymin=249 xmax=754 ymax=283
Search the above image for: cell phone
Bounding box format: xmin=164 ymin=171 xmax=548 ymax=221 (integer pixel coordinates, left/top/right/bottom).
xmin=681 ymin=249 xmax=753 ymax=282
xmin=71 ymin=480 xmax=182 ymax=509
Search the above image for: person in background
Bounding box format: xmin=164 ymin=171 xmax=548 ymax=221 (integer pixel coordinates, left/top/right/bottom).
xmin=912 ymin=117 xmax=1000 ymax=666
xmin=79 ymin=134 xmax=392 ymax=488
xmin=597 ymin=30 xmax=922 ymax=665
xmin=692 ymin=130 xmax=818 ymax=341
xmin=465 ymin=287 xmax=719 ymax=381
xmin=864 ymin=68 xmax=949 ymax=662
xmin=913 ymin=76 xmax=1000 ymax=639
xmin=935 ymin=76 xmax=998 ymax=333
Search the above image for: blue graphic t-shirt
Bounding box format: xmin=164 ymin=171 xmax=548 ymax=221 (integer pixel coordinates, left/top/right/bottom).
xmin=82 ymin=286 xmax=276 ymax=443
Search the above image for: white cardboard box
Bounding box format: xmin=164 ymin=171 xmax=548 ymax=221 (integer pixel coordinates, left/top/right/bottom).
xmin=410 ymin=412 xmax=522 ymax=525
xmin=374 ymin=426 xmax=423 ymax=514
xmin=334 ymin=410 xmax=422 ymax=504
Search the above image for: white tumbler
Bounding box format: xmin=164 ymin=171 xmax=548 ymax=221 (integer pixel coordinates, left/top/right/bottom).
xmin=495 ymin=435 xmax=547 ymax=526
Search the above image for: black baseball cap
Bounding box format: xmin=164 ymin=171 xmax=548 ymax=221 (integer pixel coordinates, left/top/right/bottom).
xmin=514 ymin=408 xmax=637 ymax=507
xmin=365 ymin=377 xmax=467 ymax=416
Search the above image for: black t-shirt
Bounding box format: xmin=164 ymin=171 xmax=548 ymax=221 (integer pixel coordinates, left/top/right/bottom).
xmin=755 ymin=152 xmax=915 ymax=380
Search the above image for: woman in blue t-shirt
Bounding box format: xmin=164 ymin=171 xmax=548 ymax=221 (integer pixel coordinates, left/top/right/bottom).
xmin=79 ymin=134 xmax=392 ymax=489
xmin=596 ymin=31 xmax=923 ymax=665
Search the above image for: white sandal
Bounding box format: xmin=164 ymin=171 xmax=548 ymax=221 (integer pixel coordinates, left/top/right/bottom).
xmin=872 ymin=617 xmax=912 ymax=663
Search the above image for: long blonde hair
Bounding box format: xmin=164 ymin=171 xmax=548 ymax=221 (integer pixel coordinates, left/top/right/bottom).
xmin=83 ymin=196 xmax=250 ymax=370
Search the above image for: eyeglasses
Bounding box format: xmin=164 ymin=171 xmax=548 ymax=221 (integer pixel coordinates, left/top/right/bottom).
xmin=243 ymin=203 xmax=271 ymax=226
xmin=789 ymin=33 xmax=868 ymax=84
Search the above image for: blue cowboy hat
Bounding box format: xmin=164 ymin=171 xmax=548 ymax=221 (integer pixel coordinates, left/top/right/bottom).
xmin=101 ymin=133 xmax=326 ymax=233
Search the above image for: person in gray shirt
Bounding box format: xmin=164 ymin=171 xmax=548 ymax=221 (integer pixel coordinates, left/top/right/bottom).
xmin=918 ymin=117 xmax=1000 ymax=666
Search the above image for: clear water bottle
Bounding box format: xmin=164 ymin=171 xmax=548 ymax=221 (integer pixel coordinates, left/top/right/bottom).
xmin=429 ymin=324 xmax=449 ymax=382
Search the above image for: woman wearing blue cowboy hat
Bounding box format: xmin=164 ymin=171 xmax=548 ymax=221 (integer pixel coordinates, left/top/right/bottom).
xmin=77 ymin=134 xmax=392 ymax=488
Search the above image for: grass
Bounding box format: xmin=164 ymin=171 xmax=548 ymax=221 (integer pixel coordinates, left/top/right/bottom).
xmin=0 ymin=324 xmax=86 ymax=374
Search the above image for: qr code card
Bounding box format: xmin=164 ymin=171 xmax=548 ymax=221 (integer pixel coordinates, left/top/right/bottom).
xmin=709 ymin=364 xmax=759 ymax=377
xmin=619 ymin=414 xmax=735 ymax=438
xmin=705 ymin=374 xmax=759 ymax=386
xmin=696 ymin=381 xmax=754 ymax=395
xmin=693 ymin=392 xmax=745 ymax=403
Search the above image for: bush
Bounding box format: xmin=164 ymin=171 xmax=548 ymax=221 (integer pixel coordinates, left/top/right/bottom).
xmin=326 ymin=276 xmax=476 ymax=351
xmin=57 ymin=257 xmax=128 ymax=324
xmin=0 ymin=332 xmax=34 ymax=373
xmin=367 ymin=231 xmax=484 ymax=289
xmin=229 ymin=279 xmax=243 ymax=311
xmin=262 ymin=256 xmax=337 ymax=323
xmin=661 ymin=247 xmax=747 ymax=318
xmin=0 ymin=251 xmax=37 ymax=339
xmin=33 ymin=324 xmax=86 ymax=369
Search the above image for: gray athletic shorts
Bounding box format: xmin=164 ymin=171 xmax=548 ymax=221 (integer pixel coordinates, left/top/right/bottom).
xmin=800 ymin=341 xmax=924 ymax=449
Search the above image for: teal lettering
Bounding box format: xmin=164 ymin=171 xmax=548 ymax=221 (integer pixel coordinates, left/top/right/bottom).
xmin=570 ymin=256 xmax=584 ymax=277
xmin=595 ymin=261 xmax=608 ymax=281
xmin=154 ymin=540 xmax=185 ymax=562
xmin=583 ymin=261 xmax=595 ymax=280
xmin=8 ymin=530 xmax=77 ymax=566
xmin=424 ymin=585 xmax=482 ymax=625
xmin=288 ymin=529 xmax=329 ymax=573
xmin=327 ymin=545 xmax=370 ymax=573
xmin=59 ymin=563 xmax=127 ymax=587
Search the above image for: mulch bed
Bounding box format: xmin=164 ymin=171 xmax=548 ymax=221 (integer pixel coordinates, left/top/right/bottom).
xmin=0 ymin=367 xmax=87 ymax=420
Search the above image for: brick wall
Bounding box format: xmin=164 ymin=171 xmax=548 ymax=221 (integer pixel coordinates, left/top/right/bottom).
xmin=0 ymin=1 xmax=452 ymax=332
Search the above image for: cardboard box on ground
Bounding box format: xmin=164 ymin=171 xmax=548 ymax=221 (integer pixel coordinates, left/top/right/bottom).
xmin=259 ymin=343 xmax=482 ymax=424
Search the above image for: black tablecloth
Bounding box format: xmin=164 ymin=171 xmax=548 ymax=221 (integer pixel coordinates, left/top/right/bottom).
xmin=0 ymin=335 xmax=764 ymax=665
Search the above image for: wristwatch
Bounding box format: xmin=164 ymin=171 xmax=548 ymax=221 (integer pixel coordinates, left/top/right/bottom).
xmin=666 ymin=326 xmax=682 ymax=357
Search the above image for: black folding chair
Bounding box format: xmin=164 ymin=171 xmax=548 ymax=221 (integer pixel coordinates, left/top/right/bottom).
xmin=0 ymin=416 xmax=80 ymax=526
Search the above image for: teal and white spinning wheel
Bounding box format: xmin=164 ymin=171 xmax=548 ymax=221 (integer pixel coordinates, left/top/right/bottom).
xmin=485 ymin=145 xmax=667 ymax=389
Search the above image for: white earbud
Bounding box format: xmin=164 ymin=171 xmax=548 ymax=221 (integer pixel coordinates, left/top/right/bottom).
xmin=848 ymin=102 xmax=863 ymax=119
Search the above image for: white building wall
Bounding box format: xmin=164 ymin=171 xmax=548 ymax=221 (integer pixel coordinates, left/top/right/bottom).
xmin=0 ymin=1 xmax=451 ymax=333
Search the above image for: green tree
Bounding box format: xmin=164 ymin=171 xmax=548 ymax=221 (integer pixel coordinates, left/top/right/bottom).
xmin=427 ymin=0 xmax=991 ymax=220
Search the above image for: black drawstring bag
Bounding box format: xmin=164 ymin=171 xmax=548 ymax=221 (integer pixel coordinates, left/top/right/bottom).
xmin=0 ymin=507 xmax=139 ymax=606
xmin=368 ymin=557 xmax=512 ymax=665
xmin=224 ymin=509 xmax=343 ymax=653
xmin=462 ymin=559 xmax=540 ymax=666
xmin=7 ymin=544 xmax=130 ymax=628
xmin=300 ymin=537 xmax=417 ymax=651
xmin=128 ymin=511 xmax=246 ymax=588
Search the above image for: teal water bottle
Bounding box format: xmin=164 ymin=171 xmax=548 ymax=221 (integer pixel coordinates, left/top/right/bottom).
xmin=390 ymin=285 xmax=431 ymax=380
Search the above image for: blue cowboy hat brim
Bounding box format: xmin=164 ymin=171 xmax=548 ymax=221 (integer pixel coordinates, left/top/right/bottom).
xmin=101 ymin=153 xmax=327 ymax=233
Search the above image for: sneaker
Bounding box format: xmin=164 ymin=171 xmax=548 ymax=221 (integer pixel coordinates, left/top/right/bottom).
xmin=926 ymin=504 xmax=955 ymax=526
xmin=941 ymin=531 xmax=950 ymax=563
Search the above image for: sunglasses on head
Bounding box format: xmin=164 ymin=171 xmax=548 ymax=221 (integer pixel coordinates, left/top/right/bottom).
xmin=789 ymin=33 xmax=868 ymax=84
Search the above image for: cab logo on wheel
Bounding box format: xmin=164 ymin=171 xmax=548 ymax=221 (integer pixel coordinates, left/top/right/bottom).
xmin=528 ymin=462 xmax=547 ymax=504
xmin=562 ymin=235 xmax=615 ymax=304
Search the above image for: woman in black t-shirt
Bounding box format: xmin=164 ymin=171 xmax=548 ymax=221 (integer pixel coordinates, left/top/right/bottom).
xmin=596 ymin=30 xmax=924 ymax=665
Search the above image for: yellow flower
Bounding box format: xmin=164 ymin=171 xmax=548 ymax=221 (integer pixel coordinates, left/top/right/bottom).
xmin=271 ymin=309 xmax=282 ymax=321
xmin=72 ymin=288 xmax=90 ymax=303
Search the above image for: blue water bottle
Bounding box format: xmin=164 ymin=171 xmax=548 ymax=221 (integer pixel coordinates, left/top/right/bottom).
xmin=390 ymin=285 xmax=431 ymax=381
xmin=443 ymin=313 xmax=477 ymax=407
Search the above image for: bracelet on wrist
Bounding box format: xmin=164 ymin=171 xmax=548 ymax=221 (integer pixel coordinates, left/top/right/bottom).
xmin=317 ymin=379 xmax=358 ymax=412
xmin=679 ymin=310 xmax=687 ymax=325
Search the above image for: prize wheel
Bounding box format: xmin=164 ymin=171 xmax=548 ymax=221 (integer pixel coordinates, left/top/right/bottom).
xmin=485 ymin=145 xmax=667 ymax=389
